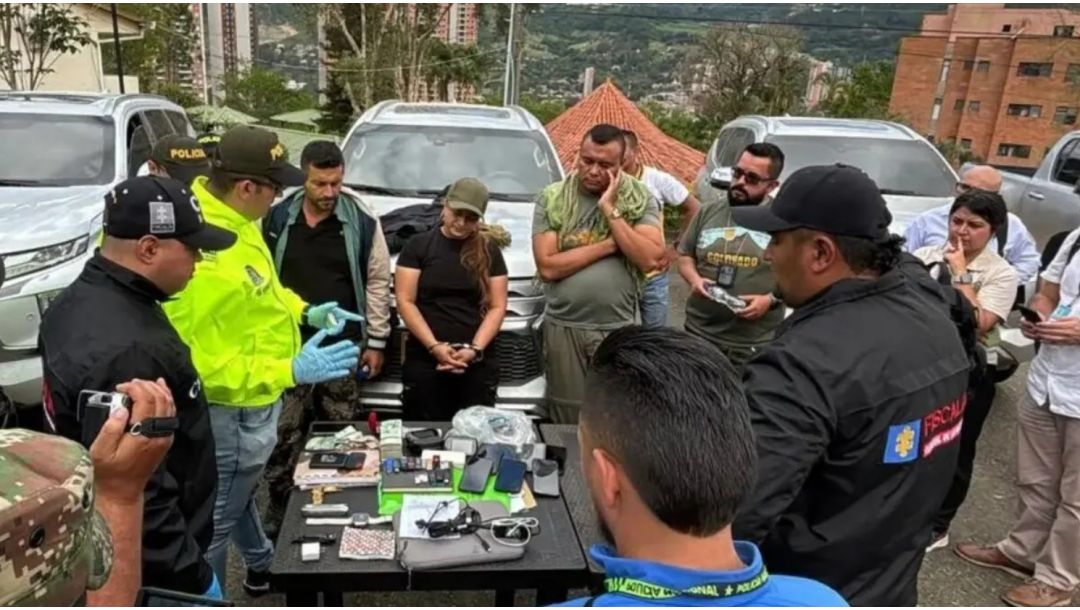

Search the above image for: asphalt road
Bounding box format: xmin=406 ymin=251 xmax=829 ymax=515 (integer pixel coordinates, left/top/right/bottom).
xmin=225 ymin=267 xmax=1032 ymax=606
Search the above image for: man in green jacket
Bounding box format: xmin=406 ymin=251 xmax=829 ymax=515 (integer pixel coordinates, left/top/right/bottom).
xmin=164 ymin=125 xmax=361 ymax=594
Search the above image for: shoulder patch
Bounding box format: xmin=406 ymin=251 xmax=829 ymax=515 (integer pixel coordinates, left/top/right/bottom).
xmin=883 ymin=419 xmax=921 ymax=464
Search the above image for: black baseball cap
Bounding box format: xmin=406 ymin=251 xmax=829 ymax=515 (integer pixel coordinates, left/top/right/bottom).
xmin=732 ymin=164 xmax=892 ymax=240
xmin=211 ymin=125 xmax=304 ymax=187
xmin=104 ymin=176 xmax=237 ymax=251
xmin=150 ymin=135 xmax=210 ymax=186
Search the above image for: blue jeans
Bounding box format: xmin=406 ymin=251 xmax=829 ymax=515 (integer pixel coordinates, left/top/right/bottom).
xmin=639 ymin=272 xmax=670 ymax=328
xmin=206 ymin=399 xmax=282 ymax=588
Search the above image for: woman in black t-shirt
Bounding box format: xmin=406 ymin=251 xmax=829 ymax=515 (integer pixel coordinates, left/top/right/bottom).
xmin=394 ymin=178 xmax=508 ymax=420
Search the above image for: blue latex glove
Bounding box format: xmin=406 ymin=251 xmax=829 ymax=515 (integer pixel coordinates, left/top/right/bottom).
xmin=306 ymin=301 xmax=364 ymax=335
xmin=204 ymin=572 xmax=223 ymax=600
xmin=292 ymin=329 xmax=361 ymax=385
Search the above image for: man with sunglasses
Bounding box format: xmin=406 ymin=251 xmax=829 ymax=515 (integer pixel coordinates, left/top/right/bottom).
xmin=677 ymin=143 xmax=786 ymax=368
xmin=39 ymin=176 xmax=238 ymax=600
xmin=905 ymin=165 xmax=1041 ymax=284
xmin=164 ymin=125 xmax=362 ymax=594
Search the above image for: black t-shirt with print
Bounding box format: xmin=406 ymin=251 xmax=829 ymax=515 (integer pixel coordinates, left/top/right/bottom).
xmin=396 ymin=228 xmax=507 ymax=357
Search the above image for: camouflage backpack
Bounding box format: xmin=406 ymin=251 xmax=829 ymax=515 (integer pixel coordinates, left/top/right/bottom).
xmin=0 ymin=429 xmax=112 ymax=605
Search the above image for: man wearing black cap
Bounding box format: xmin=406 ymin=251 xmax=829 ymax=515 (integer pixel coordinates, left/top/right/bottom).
xmin=148 ymin=134 xmax=212 ymax=186
xmin=39 ymin=175 xmax=237 ymax=600
xmin=163 ymin=125 xmax=361 ymax=594
xmin=729 ymin=164 xmax=971 ymax=606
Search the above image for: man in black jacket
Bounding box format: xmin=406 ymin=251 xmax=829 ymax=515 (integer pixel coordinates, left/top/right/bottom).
xmin=731 ymin=165 xmax=971 ymax=606
xmin=39 ymin=176 xmax=237 ymax=598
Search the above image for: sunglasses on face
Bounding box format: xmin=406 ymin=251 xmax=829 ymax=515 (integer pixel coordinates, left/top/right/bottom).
xmin=733 ymin=167 xmax=768 ymax=186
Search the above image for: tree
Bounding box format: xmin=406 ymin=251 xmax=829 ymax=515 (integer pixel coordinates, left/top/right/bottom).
xmin=486 ymin=4 xmax=541 ymax=104
xmin=0 ymin=3 xmax=92 ymax=90
xmin=639 ymin=101 xmax=711 ymax=152
xmin=681 ymin=26 xmax=809 ymax=129
xmin=425 ymin=41 xmax=493 ymax=102
xmin=315 ymin=76 xmax=357 ymax=136
xmin=222 ymin=67 xmax=315 ymax=121
xmin=517 ymin=95 xmax=567 ymax=124
xmin=101 ymin=4 xmax=200 ymax=100
xmin=936 ymin=138 xmax=980 ymax=169
xmin=155 ymin=82 xmax=200 ymax=108
xmin=815 ymin=60 xmax=896 ymax=120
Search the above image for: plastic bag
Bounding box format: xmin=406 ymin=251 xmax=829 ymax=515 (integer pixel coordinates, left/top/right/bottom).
xmin=449 ymin=407 xmax=536 ymax=447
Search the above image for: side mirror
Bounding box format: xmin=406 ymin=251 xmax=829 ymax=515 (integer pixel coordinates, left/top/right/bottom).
xmin=709 ymin=167 xmax=733 ymax=190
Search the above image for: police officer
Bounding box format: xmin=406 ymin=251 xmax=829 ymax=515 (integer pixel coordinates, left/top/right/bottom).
xmin=39 ymin=176 xmax=237 ymax=600
xmin=730 ymin=165 xmax=971 ymax=606
xmin=147 ymin=134 xmax=211 ymax=186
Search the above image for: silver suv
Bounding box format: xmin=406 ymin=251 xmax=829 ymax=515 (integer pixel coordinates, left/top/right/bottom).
xmin=340 ymin=101 xmax=563 ymax=417
xmin=696 ymin=116 xmax=959 ymax=235
xmin=0 ymin=92 xmax=194 ymax=406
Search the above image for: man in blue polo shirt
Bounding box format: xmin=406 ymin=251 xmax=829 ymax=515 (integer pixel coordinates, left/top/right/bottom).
xmin=557 ymin=327 xmax=845 ymax=607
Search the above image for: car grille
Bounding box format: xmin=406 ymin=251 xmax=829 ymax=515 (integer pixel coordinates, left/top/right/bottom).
xmin=382 ymin=330 xmax=542 ymax=385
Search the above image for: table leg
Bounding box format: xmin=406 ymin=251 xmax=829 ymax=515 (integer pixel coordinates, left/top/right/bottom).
xmin=536 ymin=587 xmax=569 ymax=605
xmin=285 ymin=590 xmax=318 ymax=606
xmin=322 ymin=589 xmax=344 ymax=606
xmin=494 ymin=589 xmax=515 ymax=606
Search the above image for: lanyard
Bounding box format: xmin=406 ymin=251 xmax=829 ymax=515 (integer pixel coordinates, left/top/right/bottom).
xmin=603 ymin=566 xmax=769 ymax=600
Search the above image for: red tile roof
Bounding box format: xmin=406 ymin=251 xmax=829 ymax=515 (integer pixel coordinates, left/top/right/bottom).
xmin=545 ymin=80 xmax=706 ymax=185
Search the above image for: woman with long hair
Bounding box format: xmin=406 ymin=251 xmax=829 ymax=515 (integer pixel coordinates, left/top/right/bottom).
xmin=395 ymin=178 xmax=508 ymax=420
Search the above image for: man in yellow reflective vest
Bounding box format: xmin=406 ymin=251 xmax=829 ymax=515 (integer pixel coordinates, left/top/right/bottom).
xmin=164 ymin=125 xmax=361 ymax=594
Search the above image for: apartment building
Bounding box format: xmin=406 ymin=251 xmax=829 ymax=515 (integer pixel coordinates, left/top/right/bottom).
xmin=204 ymin=3 xmax=257 ymax=102
xmin=889 ymin=3 xmax=1080 ymax=170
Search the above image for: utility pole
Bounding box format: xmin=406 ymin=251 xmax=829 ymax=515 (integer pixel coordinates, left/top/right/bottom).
xmin=502 ymin=3 xmax=515 ymax=106
xmin=110 ymin=4 xmax=125 ymax=93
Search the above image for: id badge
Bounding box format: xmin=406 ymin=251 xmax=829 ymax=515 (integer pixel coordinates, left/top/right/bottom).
xmin=716 ymin=264 xmax=737 ymax=288
xmin=1052 ymin=304 xmax=1073 ymax=319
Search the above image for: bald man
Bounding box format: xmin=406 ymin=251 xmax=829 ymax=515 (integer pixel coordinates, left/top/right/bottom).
xmin=905 ymin=165 xmax=1041 ymax=283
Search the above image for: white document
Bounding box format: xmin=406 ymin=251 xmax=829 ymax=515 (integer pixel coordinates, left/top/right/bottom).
xmin=398 ymin=494 xmax=460 ymax=540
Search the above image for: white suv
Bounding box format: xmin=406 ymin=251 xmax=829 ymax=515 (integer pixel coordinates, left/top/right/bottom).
xmin=340 ymin=101 xmax=564 ymax=418
xmin=0 ymin=92 xmax=194 ymax=409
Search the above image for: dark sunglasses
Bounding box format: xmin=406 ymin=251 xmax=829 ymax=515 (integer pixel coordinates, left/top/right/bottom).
xmin=955 ymin=182 xmax=973 ymax=194
xmin=733 ymin=167 xmax=769 ymax=186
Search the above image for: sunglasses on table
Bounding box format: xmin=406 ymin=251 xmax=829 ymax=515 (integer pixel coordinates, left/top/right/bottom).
xmin=732 ymin=167 xmax=769 ymax=186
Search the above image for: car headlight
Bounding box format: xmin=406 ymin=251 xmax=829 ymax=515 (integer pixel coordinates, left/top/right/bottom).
xmin=3 ymin=236 xmax=90 ymax=280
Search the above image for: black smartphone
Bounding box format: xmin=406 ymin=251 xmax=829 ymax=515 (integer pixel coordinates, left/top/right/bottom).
xmin=477 ymin=443 xmax=516 ymax=474
xmin=458 ymin=457 xmax=494 ymax=493
xmin=1016 ymin=305 xmax=1045 ymax=324
xmin=494 ymin=458 xmax=527 ymax=494
xmin=546 ymin=445 xmax=568 ymax=474
xmin=309 ymin=452 xmax=349 ymax=469
xmin=532 ymin=458 xmax=560 ymax=497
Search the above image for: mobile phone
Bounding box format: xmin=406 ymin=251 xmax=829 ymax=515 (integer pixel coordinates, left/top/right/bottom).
xmin=458 ymin=457 xmax=493 ymax=493
xmin=532 ymin=459 xmax=560 ymax=497
xmin=494 ymin=459 xmax=527 ymax=494
xmin=477 ymin=443 xmax=516 ymax=474
xmin=1017 ymin=305 xmax=1045 ymax=324
xmin=310 ymin=452 xmax=349 ymax=469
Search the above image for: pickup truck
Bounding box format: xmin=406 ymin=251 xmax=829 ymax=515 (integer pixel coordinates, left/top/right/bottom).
xmin=970 ymin=130 xmax=1080 ymax=250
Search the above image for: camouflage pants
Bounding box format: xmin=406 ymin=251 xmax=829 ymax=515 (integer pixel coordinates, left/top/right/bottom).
xmin=262 ymin=377 xmax=364 ymax=536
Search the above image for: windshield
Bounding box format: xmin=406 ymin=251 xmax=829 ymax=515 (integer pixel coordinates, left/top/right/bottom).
xmin=342 ymin=124 xmax=561 ymax=200
xmin=765 ymin=136 xmax=956 ymax=198
xmin=0 ymin=114 xmax=115 ymax=186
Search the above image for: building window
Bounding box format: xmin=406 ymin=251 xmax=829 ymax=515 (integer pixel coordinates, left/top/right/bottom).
xmin=1007 ymin=104 xmax=1043 ymax=118
xmin=954 ymin=98 xmax=966 ymax=111
xmin=976 ymin=60 xmax=991 ymax=73
xmin=1054 ymin=25 xmax=1075 ymax=38
xmin=932 ymin=98 xmax=943 ymax=120
xmin=1002 ymin=24 xmax=1012 ymax=33
xmin=961 ymin=138 xmax=972 ymax=150
xmin=969 ymin=100 xmax=981 ymax=112
xmin=1055 ymin=106 xmax=1079 ymax=125
xmin=1017 ymin=62 xmax=1053 ymax=77
xmin=963 ymin=59 xmax=974 ymax=71
xmin=939 ymin=58 xmax=951 ymax=82
xmin=998 ymin=143 xmax=1032 ymax=159
xmin=1067 ymin=64 xmax=1080 ymax=84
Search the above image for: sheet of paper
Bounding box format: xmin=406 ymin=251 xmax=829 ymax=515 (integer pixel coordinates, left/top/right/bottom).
xmin=398 ymin=494 xmax=460 ymax=540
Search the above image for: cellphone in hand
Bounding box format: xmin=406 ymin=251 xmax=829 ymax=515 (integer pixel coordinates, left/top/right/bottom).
xmin=1016 ymin=305 xmax=1045 ymax=324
